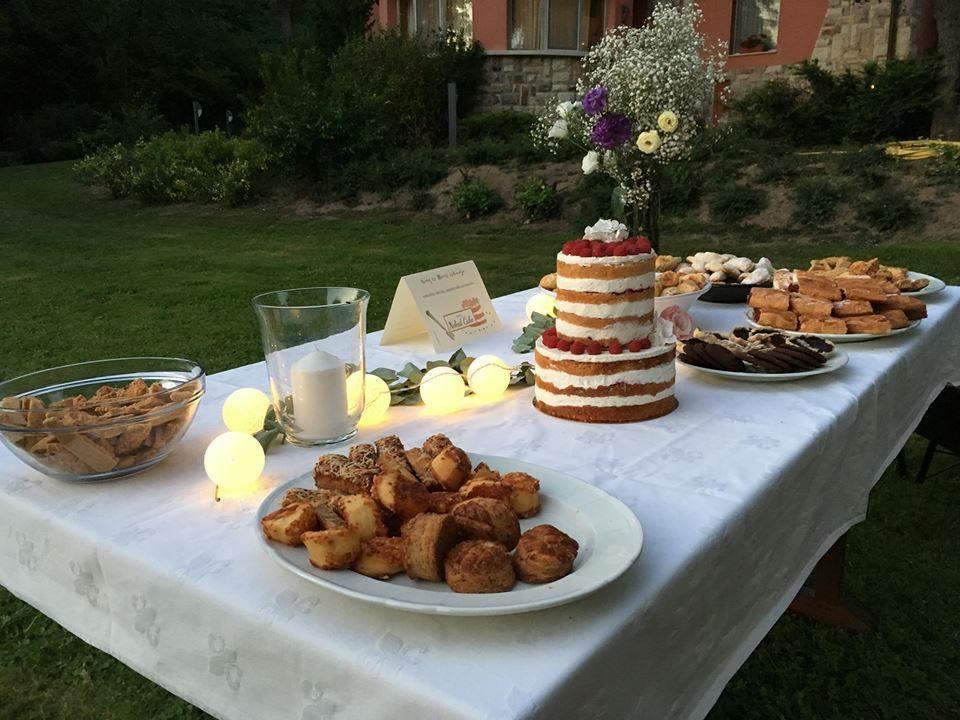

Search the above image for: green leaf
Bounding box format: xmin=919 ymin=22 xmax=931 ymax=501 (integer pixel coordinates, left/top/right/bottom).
xmin=448 ymin=348 xmax=467 ymax=366
xmin=460 ymin=357 xmax=474 ymax=376
xmin=398 ymin=362 xmax=424 ymax=383
xmin=425 ymin=359 xmax=449 ymax=371
xmin=370 ymin=367 xmax=398 ymax=382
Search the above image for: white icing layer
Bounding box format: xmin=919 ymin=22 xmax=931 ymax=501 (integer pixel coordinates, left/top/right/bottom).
xmin=536 ymin=364 xmax=675 ymax=390
xmin=556 ymin=317 xmax=653 ymax=341
xmin=534 ymin=385 xmax=675 ymax=408
xmin=556 ymin=273 xmax=655 ymax=294
xmin=557 ymin=252 xmax=655 ymax=267
xmin=583 ymin=219 xmax=629 ymax=242
xmin=535 ymin=337 xmax=674 ymax=362
xmin=555 ymin=298 xmax=654 ymax=319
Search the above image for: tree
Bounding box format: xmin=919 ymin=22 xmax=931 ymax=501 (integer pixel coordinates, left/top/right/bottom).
xmin=931 ymin=0 xmax=960 ymax=138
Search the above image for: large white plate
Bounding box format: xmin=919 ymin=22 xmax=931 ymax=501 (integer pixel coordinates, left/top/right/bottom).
xmin=679 ymin=348 xmax=848 ymax=382
xmin=903 ymin=271 xmax=946 ymax=297
xmin=745 ymin=311 xmax=920 ymax=343
xmin=256 ymin=453 xmax=643 ymax=616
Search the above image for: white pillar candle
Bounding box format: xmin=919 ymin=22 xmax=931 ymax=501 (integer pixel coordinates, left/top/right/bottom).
xmin=291 ymin=349 xmax=350 ymax=439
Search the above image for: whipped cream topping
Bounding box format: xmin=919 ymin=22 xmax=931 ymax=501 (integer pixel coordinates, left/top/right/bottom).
xmin=556 ymin=273 xmax=655 ymax=294
xmin=554 ymin=298 xmax=654 ymax=319
xmin=535 ymin=363 xmax=675 ymax=390
xmin=556 ymin=317 xmax=653 ymax=341
xmin=534 ymin=385 xmax=675 ymax=408
xmin=583 ymin=219 xmax=629 ymax=243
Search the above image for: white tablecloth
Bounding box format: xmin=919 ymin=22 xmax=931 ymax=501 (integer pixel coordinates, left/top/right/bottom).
xmin=2 ymin=288 xmax=959 ymax=720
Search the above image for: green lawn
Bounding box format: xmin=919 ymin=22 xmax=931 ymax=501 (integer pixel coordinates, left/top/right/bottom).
xmin=1 ymin=161 xmax=959 ymax=720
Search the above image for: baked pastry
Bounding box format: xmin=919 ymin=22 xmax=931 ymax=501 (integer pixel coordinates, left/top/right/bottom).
xmin=427 ymin=491 xmax=462 ymax=514
xmin=539 ymin=272 xmax=558 ymax=291
xmin=352 ymin=537 xmax=406 ymax=579
xmin=405 ymin=447 xmax=439 ymax=488
xmin=789 ymin=294 xmax=833 ymax=318
xmin=401 ymin=513 xmax=461 ymax=581
xmin=313 ymin=454 xmax=375 ymax=494
xmin=513 ymin=525 xmax=579 ymax=584
xmin=422 ymin=433 xmax=453 ymax=459
xmin=331 ymin=494 xmax=387 ymax=541
xmin=375 ymin=435 xmax=420 ymax=484
xmin=347 ymin=443 xmax=378 ymax=469
xmin=372 ymin=470 xmax=432 ymax=519
xmin=302 ymin=527 xmax=362 ymax=570
xmin=836 ymin=276 xmax=887 ymax=302
xmin=260 ymin=502 xmax=319 ymax=546
xmin=450 ymin=497 xmax=520 ymax=550
xmin=799 ymin=317 xmax=847 ymax=334
xmin=797 ymin=275 xmax=842 ymax=301
xmin=753 ymin=308 xmax=797 ymax=331
xmin=832 ymin=299 xmax=873 ymax=317
xmin=748 ymin=287 xmax=790 ymax=311
xmin=500 ymin=472 xmax=541 ymax=518
xmin=444 ymin=541 xmax=516 ymax=593
xmin=430 ymin=445 xmax=472 ymax=491
xmin=845 ymin=314 xmax=891 ymax=335
xmin=470 ymin=462 xmax=502 ymax=483
xmin=281 ymin=487 xmax=341 ymax=510
xmin=460 ymin=476 xmax=511 ymax=502
xmin=879 ymin=308 xmax=910 ymax=329
xmin=873 ymin=294 xmax=927 ymax=320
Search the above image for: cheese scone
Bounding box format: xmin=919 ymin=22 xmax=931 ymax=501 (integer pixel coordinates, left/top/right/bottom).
xmin=353 ymin=537 xmax=406 ymax=579
xmin=372 ymin=469 xmax=431 ymax=519
xmin=331 ymin=494 xmax=387 ymax=541
xmin=430 ymin=445 xmax=472 ymax=491
xmin=500 ymin=472 xmax=541 ymax=519
xmin=261 ymin=502 xmax=319 ymax=546
xmin=302 ymin=527 xmax=362 ymax=570
xmin=401 ymin=513 xmax=461 ymax=581
xmin=445 ymin=540 xmax=516 ymax=594
xmin=451 ymin=497 xmax=520 ymax=550
xmin=513 ymin=525 xmax=579 ymax=584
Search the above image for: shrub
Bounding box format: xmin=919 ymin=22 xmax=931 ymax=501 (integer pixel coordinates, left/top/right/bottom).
xmin=514 ymin=177 xmax=561 ymax=221
xmin=452 ymin=176 xmax=503 ymax=219
xmin=925 ymin=146 xmax=960 ymax=186
xmin=76 ymin=104 xmax=169 ymax=154
xmin=856 ymin=187 xmax=920 ymax=231
xmin=460 ymin=110 xmax=535 ymax=143
xmin=409 ymin=190 xmax=436 ymax=211
xmin=792 ymin=177 xmax=849 ymax=225
xmin=661 ymin=161 xmax=703 ymax=213
xmin=571 ymin=173 xmax=622 ymax=230
xmin=755 ymin=155 xmax=799 ymax=183
xmin=708 ymin=185 xmax=767 ymax=223
xmin=730 ymin=57 xmax=943 ymax=146
xmin=74 ymin=130 xmax=273 ymax=206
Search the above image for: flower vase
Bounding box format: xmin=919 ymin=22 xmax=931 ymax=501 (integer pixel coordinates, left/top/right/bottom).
xmin=631 ymin=191 xmax=661 ymax=253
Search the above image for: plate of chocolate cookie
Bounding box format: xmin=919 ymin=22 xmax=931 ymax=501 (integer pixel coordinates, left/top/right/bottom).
xmin=678 ymin=328 xmax=849 ymax=382
xmin=256 ymin=434 xmax=643 ymax=616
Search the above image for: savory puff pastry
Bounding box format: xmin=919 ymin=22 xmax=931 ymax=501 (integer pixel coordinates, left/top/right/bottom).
xmin=260 ymin=502 xmax=318 ymax=546
xmin=430 ymin=445 xmax=472 ymax=491
xmin=500 ymin=472 xmax=541 ymax=518
xmin=353 ymin=537 xmax=406 ymax=579
xmin=373 ymin=470 xmax=431 ymax=519
xmin=513 ymin=525 xmax=579 ymax=584
xmin=444 ymin=540 xmax=516 ymax=593
xmin=302 ymin=527 xmax=362 ymax=570
xmin=401 ymin=513 xmax=461 ymax=581
xmin=451 ymin=497 xmax=520 ymax=550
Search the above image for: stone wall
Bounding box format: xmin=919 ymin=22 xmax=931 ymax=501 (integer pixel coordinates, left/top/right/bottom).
xmin=811 ymin=0 xmax=923 ymax=71
xmin=477 ymin=54 xmax=582 ymax=112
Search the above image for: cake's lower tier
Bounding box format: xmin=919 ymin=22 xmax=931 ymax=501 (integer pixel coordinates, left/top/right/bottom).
xmin=532 ymin=340 xmax=677 ymax=423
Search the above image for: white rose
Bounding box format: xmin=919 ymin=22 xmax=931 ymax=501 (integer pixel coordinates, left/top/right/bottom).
xmin=581 ymin=151 xmax=600 ymax=175
xmin=548 ymin=119 xmax=569 ymax=140
xmin=557 ymin=101 xmax=577 ymax=119
xmin=584 ymin=218 xmax=629 ymax=242
xmin=657 ymin=111 xmax=678 ymax=133
xmin=636 ymin=130 xmax=661 ymax=154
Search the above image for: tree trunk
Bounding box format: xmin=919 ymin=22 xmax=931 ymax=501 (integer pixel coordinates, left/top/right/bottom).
xmin=931 ymin=0 xmax=960 ymax=138
xmin=277 ymin=0 xmax=294 ymax=45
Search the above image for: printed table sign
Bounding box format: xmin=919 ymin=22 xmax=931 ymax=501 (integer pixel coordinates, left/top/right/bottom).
xmin=380 ymin=261 xmax=502 ymax=351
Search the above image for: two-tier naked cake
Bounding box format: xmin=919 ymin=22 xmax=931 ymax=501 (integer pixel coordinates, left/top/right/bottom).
xmin=533 ymin=219 xmax=678 ymax=423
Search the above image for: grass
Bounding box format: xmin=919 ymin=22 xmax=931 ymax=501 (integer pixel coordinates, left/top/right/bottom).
xmin=1 ymin=161 xmax=959 ymax=720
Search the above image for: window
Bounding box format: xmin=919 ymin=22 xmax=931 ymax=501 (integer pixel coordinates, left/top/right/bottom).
xmin=730 ymin=0 xmax=780 ymax=53
xmin=399 ymin=0 xmax=473 ymax=38
xmin=509 ymin=0 xmax=603 ymax=52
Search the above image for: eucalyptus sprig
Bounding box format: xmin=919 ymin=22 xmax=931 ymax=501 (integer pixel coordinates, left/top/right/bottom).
xmin=254 ymin=405 xmax=286 ymax=452
xmin=512 ymin=312 xmax=556 ymax=354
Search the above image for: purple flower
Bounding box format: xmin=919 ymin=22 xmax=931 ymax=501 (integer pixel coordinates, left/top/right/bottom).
xmin=582 ymin=86 xmax=608 ymax=115
xmin=590 ymin=113 xmax=632 ymax=149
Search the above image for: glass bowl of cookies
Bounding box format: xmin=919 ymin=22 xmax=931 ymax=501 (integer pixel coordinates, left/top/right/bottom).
xmin=0 ymin=357 xmax=205 ymax=482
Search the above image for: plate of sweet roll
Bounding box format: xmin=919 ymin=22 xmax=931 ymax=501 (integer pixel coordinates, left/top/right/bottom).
xmin=745 ymin=270 xmax=926 ymax=343
xmin=256 ymin=433 xmax=642 ymax=616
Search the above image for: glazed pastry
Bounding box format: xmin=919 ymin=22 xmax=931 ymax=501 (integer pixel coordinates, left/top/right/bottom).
xmin=796 ymin=276 xmax=842 ymax=301
xmin=451 ymin=497 xmax=520 ymax=550
xmin=430 ymin=445 xmax=472 ymax=491
xmin=352 ymin=537 xmax=406 ymax=579
xmin=500 ymin=472 xmax=541 ymax=518
xmin=845 ymin=314 xmax=891 ymax=335
xmin=445 ymin=540 xmax=516 ymax=593
xmin=836 ymin=276 xmax=887 ymax=302
xmin=879 ymin=308 xmax=910 ymax=329
xmin=302 ymin=527 xmax=362 ymax=570
xmin=401 ymin=513 xmax=461 ymax=581
xmin=513 ymin=525 xmax=579 ymax=584
xmin=789 ymin=294 xmax=833 ymax=318
xmin=372 ymin=469 xmax=432 ymax=519
xmin=799 ymin=316 xmax=847 ymax=334
xmin=331 ymin=494 xmax=387 ymax=541
xmin=754 ymin=308 xmax=798 ymax=331
xmin=748 ymin=287 xmax=790 ymax=311
xmin=261 ymin=502 xmax=319 ymax=546
xmin=832 ymin=299 xmax=873 ymax=317
xmin=873 ymin=294 xmax=927 ymax=320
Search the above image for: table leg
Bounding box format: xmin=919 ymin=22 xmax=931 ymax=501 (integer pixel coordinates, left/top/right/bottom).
xmin=788 ymin=534 xmax=872 ymax=632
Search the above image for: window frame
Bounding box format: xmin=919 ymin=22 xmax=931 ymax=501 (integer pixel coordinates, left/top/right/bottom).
xmin=507 ymin=0 xmax=591 ymax=54
xmin=727 ymin=0 xmax=781 ymax=56
xmin=407 ymin=0 xmax=470 ymax=35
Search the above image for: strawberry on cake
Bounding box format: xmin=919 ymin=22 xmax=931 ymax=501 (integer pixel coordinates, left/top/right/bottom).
xmin=534 ymin=219 xmax=678 ymax=423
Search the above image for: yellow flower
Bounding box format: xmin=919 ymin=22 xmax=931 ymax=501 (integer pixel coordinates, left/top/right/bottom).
xmin=636 ymin=130 xmax=661 ymax=154
xmin=657 ymin=111 xmax=679 ymax=133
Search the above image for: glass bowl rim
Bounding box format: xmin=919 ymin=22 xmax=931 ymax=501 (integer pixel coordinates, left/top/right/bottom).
xmin=0 ymin=356 xmax=205 ymax=431
xmin=251 ymin=286 xmax=370 ymax=310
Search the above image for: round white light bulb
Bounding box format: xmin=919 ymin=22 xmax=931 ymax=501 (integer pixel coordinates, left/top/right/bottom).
xmin=361 ymin=374 xmax=392 ymax=424
xmin=525 ymin=293 xmax=556 ymax=322
xmin=419 ymin=366 xmax=466 ymax=412
xmin=204 ymin=432 xmax=265 ymax=491
xmin=221 ymin=388 xmax=271 ymax=434
xmin=466 ymin=354 xmax=511 ymax=400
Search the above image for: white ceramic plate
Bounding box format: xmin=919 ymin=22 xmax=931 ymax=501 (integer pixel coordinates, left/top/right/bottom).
xmin=903 ymin=271 xmax=946 ymax=297
xmin=256 ymin=453 xmax=643 ymax=616
xmin=680 ymin=348 xmax=848 ymax=382
xmin=654 ymin=281 xmax=713 ymax=315
xmin=745 ymin=311 xmax=920 ymax=343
